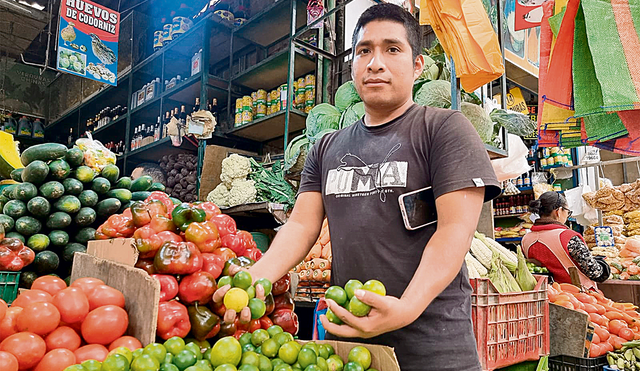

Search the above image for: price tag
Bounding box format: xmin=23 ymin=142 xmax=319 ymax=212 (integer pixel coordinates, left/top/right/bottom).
xmin=594 ymin=226 xmax=614 ymax=248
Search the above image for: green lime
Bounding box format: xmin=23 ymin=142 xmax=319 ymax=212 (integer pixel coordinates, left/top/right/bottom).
xmin=258 ymin=355 xmax=272 ymax=371
xmin=251 ymin=329 xmax=270 ymax=347
xmin=278 ymin=341 xmax=301 ymax=365
xmin=131 ymin=354 xmax=161 ymax=371
xmin=210 ymin=337 xmax=242 ymax=368
xmin=255 ymin=347 xmax=262 ymax=355
xmin=297 ymin=348 xmax=317 ymax=369
xmin=274 ymin=332 xmax=294 ymax=346
xmin=347 ymin=297 xmax=371 ymax=317
xmin=274 ymin=365 xmax=293 ymax=371
xmin=301 ymin=343 xmax=318 ymax=356
xmin=317 ymin=346 xmax=329 ymax=360
xmin=267 ymin=325 xmax=284 ymax=338
xmin=218 ymin=276 xmax=233 ymax=287
xmin=303 ymin=366 xmax=321 ymax=371
xmin=187 ymin=339 xmax=212 ymax=353
xmin=145 ymin=343 xmax=168 ymax=363
xmin=241 ymin=351 xmax=261 ymax=367
xmin=239 ymin=366 xmax=260 ymax=371
xmin=195 ymin=360 xmax=214 ymax=371
xmin=326 ymin=355 xmax=343 ymax=371
xmin=174 ymin=349 xmax=198 ymax=370
xmin=261 ymin=338 xmax=280 ymax=358
xmin=186 ymin=343 xmax=204 ymax=360
xmin=271 ymin=359 xmax=285 ymax=368
xmin=368 ymin=369 xmax=378 ymax=371
xmin=214 ymin=365 xmax=238 ymax=371
xmin=224 ymin=288 xmax=250 ymax=312
xmin=246 ymin=286 xmax=256 ymax=300
xmin=165 ymin=337 xmax=187 ymax=356
xmin=347 ymin=347 xmax=371 ymax=370
xmin=233 ymin=271 xmax=253 ymax=290
xmin=342 ymin=362 xmax=363 ymax=371
xmin=320 ymin=345 xmax=334 ymax=358
xmin=255 ymin=279 xmax=272 ymax=297
xmin=315 ymin=357 xmax=328 ymax=371
xmin=184 ymin=367 xmax=206 ymax=371
xmin=102 ymin=353 xmax=131 ymax=371
xmin=344 ymin=280 xmax=363 ymax=300
xmin=160 ymin=364 xmax=180 ymax=371
xmin=165 ymin=354 xmax=174 ymax=364
xmin=325 ymin=309 xmax=342 ymax=324
xmin=293 ymin=364 xmax=301 ymax=370
xmin=81 ymin=359 xmax=102 ymax=371
xmin=239 ymin=333 xmax=253 ymax=347
xmin=248 ymin=298 xmax=267 ymax=319
xmin=133 ymin=348 xmax=144 ymax=359
xmin=243 ymin=344 xmax=257 ymax=353
xmin=65 ymin=366 xmax=89 ymax=371
xmin=362 ymin=280 xmax=386 ymax=296
xmin=109 ymin=347 xmax=134 ymax=364
xmin=324 ymin=286 xmax=348 ymax=307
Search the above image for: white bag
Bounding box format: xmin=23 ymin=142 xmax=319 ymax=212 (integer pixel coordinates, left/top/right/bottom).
xmin=491 ymin=134 xmax=531 ymax=182
xmin=565 ymin=184 xmax=598 ymax=226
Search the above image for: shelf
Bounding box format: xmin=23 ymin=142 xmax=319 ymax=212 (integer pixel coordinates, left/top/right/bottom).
xmin=232 ymin=49 xmax=316 ymax=91
xmin=126 ymin=136 xmax=198 ymax=163
xmin=131 ymin=95 xmax=161 ymax=115
xmin=221 ymin=202 xmax=287 ymax=224
xmin=497 ymin=188 xmax=533 ymax=198
xmin=90 ymin=115 xmax=128 ymax=136
xmin=228 ymin=109 xmax=307 ymax=142
xmin=233 ymin=0 xmax=308 ymax=47
xmin=164 ymin=74 xmax=229 ymax=106
xmin=486 ymin=143 xmax=508 ymax=159
xmin=494 ymin=213 xmax=527 ymax=219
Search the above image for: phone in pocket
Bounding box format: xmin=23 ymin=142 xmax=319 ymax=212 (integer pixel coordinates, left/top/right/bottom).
xmin=398 ymin=186 xmax=438 ymax=231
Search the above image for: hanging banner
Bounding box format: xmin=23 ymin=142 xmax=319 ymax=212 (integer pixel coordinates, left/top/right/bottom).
xmin=57 ymin=0 xmax=120 ymax=86
xmin=502 ymin=0 xmax=540 ymax=77
xmin=515 ymin=0 xmax=552 ymax=31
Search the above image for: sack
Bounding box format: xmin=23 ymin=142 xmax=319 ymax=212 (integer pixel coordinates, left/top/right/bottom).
xmin=491 ymin=134 xmax=531 ymax=182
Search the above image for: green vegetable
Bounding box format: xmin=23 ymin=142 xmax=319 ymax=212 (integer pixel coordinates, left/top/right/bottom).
xmin=3 ymin=200 xmax=26 ymax=219
xmin=249 ymin=159 xmax=296 ymax=212
xmin=6 ymin=232 xmax=24 ymax=243
xmin=339 ymin=102 xmax=365 ymax=130
xmin=54 ymin=195 xmax=82 ymax=214
xmin=131 ymin=191 xmax=152 ymax=201
xmin=131 ymin=176 xmax=153 ymax=192
xmin=101 ymin=164 xmax=120 ymax=184
xmin=63 ymin=243 xmax=86 ymax=263
xmin=91 ymin=177 xmax=111 ymax=195
xmin=27 ymin=234 xmax=50 ymax=252
xmin=63 ymin=178 xmax=84 ymax=195
xmin=75 ymin=227 xmax=96 ymax=244
xmin=46 ymin=212 xmax=72 ymax=229
xmin=49 ymin=230 xmax=70 ymax=247
xmin=148 ymin=183 xmax=166 ymax=192
xmin=515 ymin=246 xmax=537 ymax=291
xmin=33 ymin=251 xmax=59 ymax=275
xmin=305 ymin=104 xmax=341 ymax=140
xmin=95 ymin=198 xmax=121 ymax=217
xmin=65 ymin=147 xmax=85 ymax=167
xmin=13 ymin=183 xmax=38 ymax=201
xmin=78 ymin=190 xmax=99 ymax=207
xmin=461 ymin=102 xmax=494 ymax=144
xmin=14 ymin=216 xmax=41 ymax=236
xmin=48 ymin=159 xmax=71 ymax=180
xmin=488 ymin=254 xmax=520 ymax=293
xmin=0 ymin=215 xmax=14 ymax=232
xmin=10 ymin=169 xmax=23 ymax=182
xmin=106 ymin=189 xmax=132 ymax=204
xmin=74 ymin=166 xmax=96 ymax=183
xmin=40 ymin=181 xmax=65 ymax=199
xmin=27 ymin=196 xmax=51 ymax=217
xmin=334 ymin=81 xmax=362 ymax=112
xmin=74 ymin=207 xmax=97 ymax=227
xmin=414 ymin=80 xmax=451 ymax=108
xmin=114 ymin=177 xmax=132 ymax=190
xmin=20 ymin=143 xmax=67 ymax=166
xmin=283 ymin=134 xmax=310 ymax=173
xmin=490 ymin=109 xmax=537 ymax=137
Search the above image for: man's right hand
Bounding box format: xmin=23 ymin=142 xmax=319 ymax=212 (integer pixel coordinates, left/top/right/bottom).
xmin=211 ymin=270 xmax=267 ymax=324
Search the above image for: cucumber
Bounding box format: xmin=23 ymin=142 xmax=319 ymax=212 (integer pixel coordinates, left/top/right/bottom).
xmin=33 ymin=251 xmax=59 ymax=275
xmin=131 ymin=191 xmax=152 ymax=201
xmin=54 ymin=195 xmax=81 ymax=214
xmin=101 ymin=165 xmax=120 ymax=184
xmin=78 ymin=190 xmax=99 ymax=207
xmin=95 ymin=198 xmax=121 ymax=217
xmin=74 ymin=166 xmax=96 ymax=183
xmin=0 ymin=215 xmax=14 ymax=232
xmin=21 ymin=160 xmax=49 ymax=184
xmin=27 ymin=196 xmax=51 ymax=217
xmin=13 ymin=182 xmax=38 ymax=201
xmin=114 ymin=177 xmax=132 ymax=190
xmin=2 ymin=185 xmax=15 ymax=199
xmin=6 ymin=232 xmax=25 ymax=243
xmin=46 ymin=212 xmax=72 ymax=229
xmin=39 ymin=181 xmax=65 ymax=200
xmin=74 ymin=207 xmax=96 ymax=227
xmin=106 ymin=189 xmax=132 ymax=204
xmin=90 ymin=177 xmax=111 ymax=195
xmin=48 ymin=159 xmax=71 ymax=180
xmin=75 ymin=227 xmax=96 ymax=244
xmin=14 ymin=216 xmax=41 ymax=236
xmin=63 ymin=243 xmax=86 ymax=263
xmin=20 ymin=143 xmax=68 ymax=166
xmin=65 ymin=147 xmax=84 ymax=167
xmin=131 ymin=175 xmax=153 ymax=192
xmin=48 ymin=230 xmax=69 ymax=247
xmin=19 ymin=271 xmax=38 ymax=289
xmin=27 ymin=234 xmax=50 ymax=252
xmin=149 ymin=182 xmax=166 ymax=192
xmin=3 ymin=200 xmax=26 ymax=219
xmin=62 ymin=178 xmax=84 ymax=195
xmin=10 ymin=168 xmax=23 ymax=182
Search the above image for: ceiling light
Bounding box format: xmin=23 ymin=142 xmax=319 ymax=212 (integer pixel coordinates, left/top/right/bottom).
xmin=18 ymin=0 xmax=44 ymax=11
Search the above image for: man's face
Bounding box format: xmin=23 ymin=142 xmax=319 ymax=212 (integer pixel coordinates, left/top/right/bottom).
xmin=351 ymin=20 xmax=423 ymax=109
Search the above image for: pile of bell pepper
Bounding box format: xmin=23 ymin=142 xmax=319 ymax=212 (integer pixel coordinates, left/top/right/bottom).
xmin=0 ymin=236 xmax=35 ymax=271
xmin=94 ymin=191 xmax=299 ymax=341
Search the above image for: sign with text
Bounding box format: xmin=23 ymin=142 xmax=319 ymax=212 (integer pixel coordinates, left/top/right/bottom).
xmin=57 ymin=0 xmax=120 ymax=86
xmin=494 ymin=87 xmax=529 ymax=114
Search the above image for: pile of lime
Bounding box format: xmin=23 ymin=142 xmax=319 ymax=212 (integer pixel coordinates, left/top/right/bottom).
xmin=218 ymin=271 xmax=272 ymax=320
xmin=324 ymin=280 xmax=387 ymax=324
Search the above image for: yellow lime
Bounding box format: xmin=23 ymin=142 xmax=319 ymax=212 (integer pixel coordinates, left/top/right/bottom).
xmin=301 ymin=343 xmax=318 ymax=356
xmin=160 ymin=364 xmax=179 ymax=371
xmin=224 ymin=288 xmax=250 ymax=312
xmin=66 ymin=366 xmax=90 ymax=371
xmin=144 ymin=343 xmax=168 ymax=363
xmin=102 ymin=353 xmax=130 ymax=371
xmin=303 ymin=365 xmax=321 ymax=371
xmin=251 ymin=329 xmax=270 ymax=347
xmin=267 ymin=325 xmax=283 ymax=338
xmin=195 ymin=360 xmax=214 ymax=371
xmin=347 ymin=347 xmax=371 ymax=369
xmin=239 ymin=365 xmax=260 ymax=371
xmin=258 ymin=355 xmax=272 ymax=371
xmin=109 ymin=347 xmax=134 ymax=364
xmin=214 ymin=365 xmax=238 ymax=371
xmin=315 ymin=357 xmax=328 ymax=371
xmin=210 ymin=337 xmax=243 ymax=367
xmin=131 ymin=354 xmax=160 ymax=371
xmin=274 ymin=365 xmax=292 ymax=371
xmin=324 ymin=286 xmax=348 ymax=307
xmin=278 ymin=342 xmax=301 ymax=365
xmin=81 ymin=359 xmax=102 ymax=371
xmin=320 ymin=345 xmax=334 ymax=358
xmin=271 ymin=359 xmax=285 ymax=368
xmin=362 ymin=280 xmax=386 ymax=296
xmin=347 ymin=297 xmax=370 ymax=317
xmin=274 ymin=332 xmax=294 ymax=346
xmin=297 ymin=348 xmax=317 ymax=369
xmin=261 ymin=338 xmax=280 ymax=358
xmin=326 ymin=355 xmax=343 ymax=371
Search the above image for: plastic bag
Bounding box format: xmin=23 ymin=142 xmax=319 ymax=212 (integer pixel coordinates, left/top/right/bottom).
xmin=491 ymin=134 xmax=531 ymax=182
xmin=76 ymin=133 xmax=116 ymax=172
xmin=565 ymin=185 xmax=598 ymax=226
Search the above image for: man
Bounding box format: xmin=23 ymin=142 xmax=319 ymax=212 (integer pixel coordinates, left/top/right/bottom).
xmin=246 ymin=4 xmax=500 ymax=370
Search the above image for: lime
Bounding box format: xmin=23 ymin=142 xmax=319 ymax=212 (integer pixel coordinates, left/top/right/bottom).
xmin=267 ymin=325 xmax=284 ymax=338
xmin=174 ymin=350 xmax=198 ymax=370
xmin=102 ymin=353 xmax=131 ymax=371
xmin=186 ymin=343 xmax=204 ymax=360
xmin=271 ymin=359 xmax=285 ymax=368
xmin=320 ymin=345 xmax=334 ymax=358
xmin=131 ymin=354 xmax=161 ymax=371
xmin=324 ymin=286 xmax=348 ymax=307
xmin=347 ymin=297 xmax=371 ymax=317
xmin=160 ymin=365 xmax=180 ymax=371
xmin=210 ymin=337 xmax=242 ymax=368
xmin=297 ymin=348 xmax=317 ymax=369
xmin=261 ymin=339 xmax=280 ymax=358
xmin=317 ymin=346 xmax=329 ymax=360
xmin=184 ymin=367 xmax=205 ymax=371
xmin=251 ymin=329 xmax=270 ymax=347
xmin=347 ymin=347 xmax=371 ymax=370
xmin=303 ymin=366 xmax=321 ymax=371
xmin=233 ymin=271 xmax=253 ymax=290
xmin=258 ymin=355 xmax=272 ymax=371
xmin=301 ymin=343 xmax=318 ymax=356
xmin=255 ymin=346 xmax=262 ymax=355
xmin=145 ymin=343 xmax=168 ymax=363
xmin=218 ymin=276 xmax=233 ymax=287
xmin=204 ymin=349 xmax=212 ymax=362
xmin=255 ymin=279 xmax=272 ymax=297
xmin=315 ymin=357 xmax=328 ymax=371
xmin=246 ymin=286 xmax=256 ymax=300
xmin=362 ymin=280 xmax=386 ymax=296
xmin=165 ymin=354 xmax=175 ymax=364
xmin=165 ymin=337 xmax=187 ymax=356
xmin=214 ymin=365 xmax=238 ymax=371
xmin=342 ymin=362 xmax=363 ymax=371
xmin=243 ymin=344 xmax=257 ymax=353
xmin=293 ymin=363 xmax=301 ymax=370
xmin=241 ymin=351 xmax=261 ymax=367
xmin=344 ymin=280 xmax=363 ymax=300
xmin=274 ymin=365 xmax=293 ymax=371
xmin=368 ymin=369 xmax=378 ymax=371
xmin=187 ymin=339 xmax=212 ymax=353
xmin=326 ymin=355 xmax=343 ymax=371
xmin=81 ymin=359 xmax=102 ymax=371
xmin=110 ymin=347 xmax=134 ymax=364
xmin=65 ymin=366 xmax=89 ymax=371
xmin=239 ymin=333 xmax=253 ymax=347
xmin=279 ymin=342 xmax=301 ymax=365
xmin=133 ymin=348 xmax=144 ymax=359
xmin=224 ymin=288 xmax=250 ymax=312
xmin=325 ymin=309 xmax=342 ymax=325
xmin=239 ymin=366 xmax=260 ymax=371
xmin=274 ymin=332 xmax=294 ymax=346
xmin=249 ymin=298 xmax=267 ymax=319
xmin=195 ymin=360 xmax=214 ymax=371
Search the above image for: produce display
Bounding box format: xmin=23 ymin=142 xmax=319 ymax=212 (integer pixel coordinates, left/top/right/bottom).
xmin=607 ymin=339 xmax=640 ymax=370
xmin=292 ymin=218 xmax=332 ymax=300
xmin=160 ymin=154 xmax=199 ymax=203
xmin=324 ymin=279 xmax=387 ymax=324
xmin=493 ymin=222 xmax=532 ymax=239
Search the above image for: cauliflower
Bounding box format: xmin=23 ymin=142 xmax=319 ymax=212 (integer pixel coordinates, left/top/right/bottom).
xmin=228 ymin=179 xmax=257 ymax=206
xmin=221 ymin=154 xmax=251 ymax=187
xmin=207 ymin=183 xmax=231 ymax=207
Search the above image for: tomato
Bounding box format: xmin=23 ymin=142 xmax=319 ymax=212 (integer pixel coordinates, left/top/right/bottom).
xmin=70 ymin=277 xmax=105 ymax=296
xmin=0 ymin=332 xmax=46 ymax=370
xmin=212 ymin=247 xmax=237 ymax=262
xmin=259 ymin=316 xmax=273 ymax=330
xmin=52 ymin=287 xmax=90 ymax=324
xmin=16 ymin=302 xmax=60 ymax=336
xmin=74 ymin=344 xmax=109 ymax=363
xmin=31 ymin=276 xmax=67 ymax=296
xmin=620 ymin=327 xmax=636 ymax=341
xmin=81 ymin=305 xmax=129 ymax=345
xmin=45 ymin=326 xmax=81 ymax=352
xmin=108 ymin=336 xmax=142 ymax=351
xmin=11 ymin=290 xmax=52 ymax=308
xmin=0 ymin=350 xmax=18 ymax=371
xmin=33 ymin=348 xmax=76 ymax=371
xmin=0 ymin=299 xmax=7 ymax=322
xmin=0 ymin=308 xmax=22 ymax=342
xmin=86 ymin=285 xmax=125 ymax=310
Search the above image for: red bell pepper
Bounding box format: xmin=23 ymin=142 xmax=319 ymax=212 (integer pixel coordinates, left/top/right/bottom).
xmin=271 ymin=308 xmax=299 ymax=335
xmin=211 ymin=302 xmax=227 ymax=318
xmin=146 ymin=191 xmax=175 ymax=213
xmin=194 ymin=202 xmax=221 ymax=220
xmin=185 ymin=221 xmax=222 ymax=253
xmin=272 ymin=273 xmax=291 ymax=296
xmin=0 ymin=238 xmax=34 ymax=271
xmin=207 ymin=322 xmax=221 ymax=339
xmin=134 ymin=226 xmax=182 ymax=259
xmin=131 ymin=201 xmax=152 ymax=228
xmin=201 ymin=253 xmax=224 ymax=279
xmin=273 ymin=292 xmax=295 ymax=311
xmin=178 ymin=271 xmax=217 ymax=305
xmin=233 ymin=330 xmax=247 ymax=340
xmin=243 ymin=248 xmax=263 ymax=262
xmin=135 ymin=258 xmax=156 ymax=275
xmin=259 ymin=316 xmax=273 ymax=330
xmin=98 ymin=214 xmax=136 ymax=238
xmin=221 ymin=233 xmax=247 ymax=257
xmin=157 ymin=301 xmax=191 ymax=340
xmin=250 ymin=319 xmax=262 ymax=333
xmin=237 ymin=231 xmax=257 ymax=250
xmin=211 ymin=214 xmax=237 ymax=237
xmin=150 ymin=214 xmax=177 ymax=233
xmin=154 ymin=241 xmax=203 ymax=275
xmin=172 ymin=203 xmax=207 ymax=232
xmin=264 ymin=294 xmax=275 ymax=316
xmin=152 ymin=274 xmax=180 ymax=302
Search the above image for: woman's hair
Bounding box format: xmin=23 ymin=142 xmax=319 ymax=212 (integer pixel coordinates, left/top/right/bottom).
xmin=529 ymin=191 xmax=567 ymax=216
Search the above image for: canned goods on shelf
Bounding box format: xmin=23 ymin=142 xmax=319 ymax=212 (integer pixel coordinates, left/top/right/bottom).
xmin=172 ymin=16 xmax=193 ymax=37
xmin=257 ymin=89 xmax=267 ymax=101
xmin=235 ymin=98 xmax=243 ymax=113
xmin=251 ymin=92 xmax=258 ymax=102
xmin=242 ymin=96 xmax=252 ymax=108
xmin=234 ymin=113 xmax=242 ymax=127
xmin=305 ymin=105 xmax=313 ymax=114
xmin=305 ymin=74 xmax=315 ymax=88
xmin=153 ymin=31 xmax=164 ymax=49
xmin=163 ymin=24 xmax=173 ymax=43
xmin=242 ymin=110 xmax=253 ymax=124
xmin=547 ymin=157 xmax=555 ymax=166
xmin=540 ymin=158 xmax=548 ymax=167
xmin=297 ymin=77 xmax=305 ymax=88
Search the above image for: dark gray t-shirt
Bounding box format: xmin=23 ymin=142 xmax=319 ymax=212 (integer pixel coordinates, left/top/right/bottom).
xmin=299 ymin=104 xmax=500 ymax=371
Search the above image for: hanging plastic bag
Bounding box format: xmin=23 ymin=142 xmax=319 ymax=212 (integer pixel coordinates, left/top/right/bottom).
xmin=491 ymin=134 xmax=531 ymax=182
xmin=76 ymin=133 xmax=116 ymax=172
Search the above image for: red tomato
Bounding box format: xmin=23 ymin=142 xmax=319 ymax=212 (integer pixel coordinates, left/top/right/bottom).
xmin=60 ymin=320 xmax=82 ymax=334
xmin=52 ymin=287 xmax=90 ymax=324
xmin=70 ymin=277 xmax=105 ymax=296
xmin=31 ymin=276 xmax=67 ymax=296
xmin=0 ymin=350 xmax=18 ymax=371
xmin=33 ymin=349 xmax=76 ymax=371
xmin=16 ymin=302 xmax=60 ymax=336
xmin=45 ymin=326 xmax=82 ymax=352
xmin=73 ymin=344 xmax=109 ymax=363
xmin=0 ymin=332 xmax=46 ymax=370
xmin=201 ymin=253 xmax=225 ymax=279
xmin=108 ymin=336 xmax=142 ymax=351
xmin=237 ymin=231 xmax=257 ymax=250
xmin=0 ymin=308 xmax=22 ymax=342
xmin=81 ymin=305 xmax=128 ymax=345
xmin=11 ymin=290 xmax=52 ymax=308
xmin=0 ymin=299 xmax=7 ymax=322
xmin=212 ymin=247 xmax=237 ymax=262
xmin=86 ymin=285 xmax=125 ymax=310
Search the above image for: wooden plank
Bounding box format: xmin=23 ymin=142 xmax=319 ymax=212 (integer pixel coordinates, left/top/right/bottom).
xmin=549 ymin=303 xmax=590 ymax=357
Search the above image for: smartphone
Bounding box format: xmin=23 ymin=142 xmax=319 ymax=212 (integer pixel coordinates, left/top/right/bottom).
xmin=398 ymin=186 xmax=438 ymax=231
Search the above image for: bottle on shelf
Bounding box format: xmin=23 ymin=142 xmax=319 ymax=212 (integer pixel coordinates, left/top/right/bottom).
xmin=193 ymin=97 xmax=200 ymax=114
xmin=131 ymin=127 xmax=137 ymax=150
xmin=179 ymin=105 xmax=187 ymax=126
xmin=210 ymin=98 xmax=218 ymax=121
xmin=67 ymin=128 xmax=74 ymax=147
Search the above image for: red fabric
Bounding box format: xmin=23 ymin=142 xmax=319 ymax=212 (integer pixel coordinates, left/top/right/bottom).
xmin=526 ymin=224 xmax=586 ymax=284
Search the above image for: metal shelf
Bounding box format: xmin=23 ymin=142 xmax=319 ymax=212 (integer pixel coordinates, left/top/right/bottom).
xmin=126 ymin=137 xmax=198 ymax=163
xmin=232 ymin=49 xmax=316 ymax=91
xmin=90 ymin=114 xmax=128 ymax=136
xmin=233 ymin=0 xmax=307 ymax=47
xmin=494 ymin=213 xmax=527 ymax=219
xmin=228 ymin=109 xmax=307 ymax=142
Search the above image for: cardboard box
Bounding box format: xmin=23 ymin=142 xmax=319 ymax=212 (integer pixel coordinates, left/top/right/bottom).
xmin=198 ymin=145 xmax=257 ymax=201
xmin=87 ymin=238 xmax=138 ymax=266
xmin=299 ymin=340 xmax=400 ymax=371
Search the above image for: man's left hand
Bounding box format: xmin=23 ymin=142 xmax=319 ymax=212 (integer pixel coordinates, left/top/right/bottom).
xmin=319 ymin=289 xmax=417 ymax=339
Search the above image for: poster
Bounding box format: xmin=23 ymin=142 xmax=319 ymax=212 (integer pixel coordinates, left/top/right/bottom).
xmin=0 ymin=57 xmax=56 ymax=118
xmin=502 ymin=0 xmax=540 ymax=77
xmin=514 ymin=0 xmax=551 ymax=31
xmin=57 ymin=0 xmax=120 ymax=86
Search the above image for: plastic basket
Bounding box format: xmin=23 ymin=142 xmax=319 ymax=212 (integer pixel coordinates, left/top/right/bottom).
xmin=471 ymin=275 xmax=550 ymax=371
xmin=0 ymin=271 xmax=20 ymax=304
xmin=548 ymin=355 xmax=607 ymax=371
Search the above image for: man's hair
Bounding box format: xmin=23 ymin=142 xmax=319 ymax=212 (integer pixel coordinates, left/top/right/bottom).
xmin=352 ymin=3 xmax=422 ymax=61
